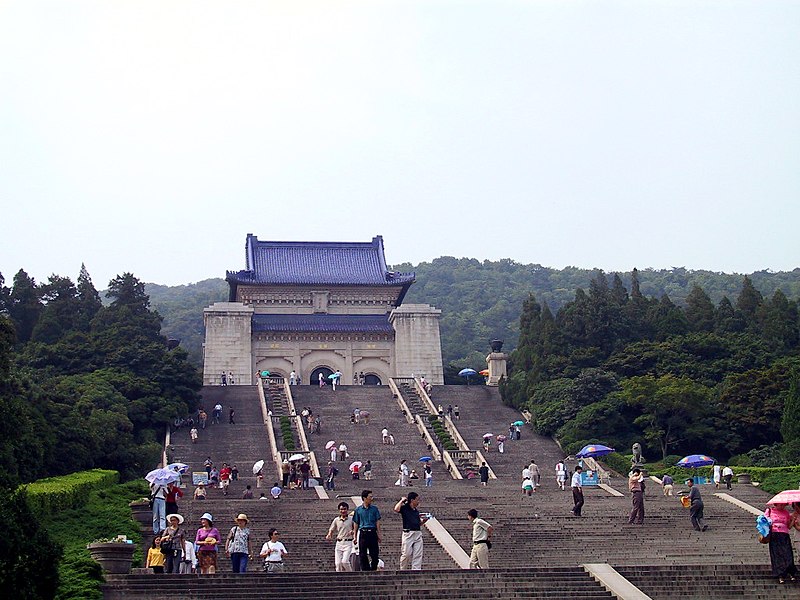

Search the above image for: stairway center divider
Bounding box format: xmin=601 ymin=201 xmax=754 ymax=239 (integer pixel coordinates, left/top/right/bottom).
xmin=391 ymin=378 xmax=461 ymax=480
xmin=256 ymin=378 xmax=283 ymax=479
xmin=282 ymin=379 xmax=321 ymax=479
xmin=411 ymin=378 xmax=496 ymax=480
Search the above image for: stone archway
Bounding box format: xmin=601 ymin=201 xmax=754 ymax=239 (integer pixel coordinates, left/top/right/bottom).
xmin=309 ymin=366 xmax=334 ymax=386
xmin=364 ymin=373 xmax=382 ymax=385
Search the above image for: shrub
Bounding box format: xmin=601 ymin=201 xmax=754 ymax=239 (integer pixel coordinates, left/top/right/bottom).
xmin=23 ymin=469 xmax=119 ymax=518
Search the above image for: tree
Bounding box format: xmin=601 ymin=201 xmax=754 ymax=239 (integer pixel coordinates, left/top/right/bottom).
xmin=76 ymin=263 xmax=102 ymax=330
xmin=31 ymin=275 xmax=80 ymax=344
xmin=781 ymin=374 xmax=800 ymax=462
xmin=8 ymin=269 xmax=40 ymax=344
xmin=759 ymin=290 xmax=799 ymax=352
xmin=617 ymin=374 xmax=713 ymax=460
xmin=685 ymin=285 xmax=715 ymax=333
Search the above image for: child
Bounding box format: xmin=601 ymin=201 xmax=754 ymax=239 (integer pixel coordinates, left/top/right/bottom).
xmin=147 ymin=537 xmax=166 ymax=573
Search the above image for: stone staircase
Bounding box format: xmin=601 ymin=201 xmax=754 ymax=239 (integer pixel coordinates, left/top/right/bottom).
xmin=106 ymin=384 xmax=792 ymax=599
xmin=292 ymin=385 xmax=450 ymax=487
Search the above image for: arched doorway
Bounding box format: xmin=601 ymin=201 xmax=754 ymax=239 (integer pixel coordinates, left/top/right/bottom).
xmin=364 ymin=373 xmax=382 ymax=385
xmin=310 ymin=366 xmax=334 ymax=386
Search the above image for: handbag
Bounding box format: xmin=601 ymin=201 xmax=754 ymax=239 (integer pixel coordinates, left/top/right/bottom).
xmin=160 ymin=537 xmax=173 ymax=554
xmin=680 ymin=496 xmax=690 ymax=508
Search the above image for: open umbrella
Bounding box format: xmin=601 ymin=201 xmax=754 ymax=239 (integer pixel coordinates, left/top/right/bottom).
xmin=575 ymin=444 xmax=616 ymax=458
xmin=349 ymin=461 xmax=363 ymax=471
xmin=328 ymin=373 xmax=338 ymax=380
xmin=260 ymin=370 xmax=270 ymax=377
xmin=145 ymin=467 xmax=179 ymax=486
xmin=479 ymin=369 xmax=490 ymax=376
xmin=459 ymin=368 xmax=478 ymax=377
xmin=419 ymin=456 xmax=433 ymax=462
xmin=513 ymin=420 xmax=525 ymax=426
xmin=497 ymin=435 xmax=507 ymax=442
xmin=483 ymin=433 xmax=493 ymax=439
xmin=767 ymin=490 xmax=800 ymax=506
xmin=360 ymin=411 xmax=370 ymax=418
xmin=166 ymin=462 xmax=189 ymax=474
xmin=325 ymin=440 xmax=337 ymax=450
xmin=288 ymin=453 xmax=305 ymax=462
xmin=676 ymin=454 xmax=715 ymax=468
xmin=252 ymin=459 xmax=265 ymax=474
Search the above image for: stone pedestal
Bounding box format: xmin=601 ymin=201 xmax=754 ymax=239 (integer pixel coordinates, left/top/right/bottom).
xmin=390 ymin=304 xmax=444 ymax=385
xmin=202 ymin=302 xmax=254 ymax=385
xmin=485 ymin=352 xmax=508 ymax=386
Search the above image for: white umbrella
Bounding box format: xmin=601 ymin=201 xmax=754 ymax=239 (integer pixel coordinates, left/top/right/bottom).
xmin=166 ymin=462 xmax=189 ymax=473
xmin=483 ymin=433 xmax=493 ymax=438
xmin=349 ymin=461 xmax=363 ymax=471
xmin=145 ymin=467 xmax=179 ymax=486
xmin=289 ymin=453 xmax=305 ymax=462
xmin=325 ymin=440 xmax=337 ymax=450
xmin=252 ymin=460 xmax=265 ymax=475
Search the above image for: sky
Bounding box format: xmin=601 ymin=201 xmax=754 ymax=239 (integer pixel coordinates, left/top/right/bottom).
xmin=1 ymin=1 xmax=798 ymax=288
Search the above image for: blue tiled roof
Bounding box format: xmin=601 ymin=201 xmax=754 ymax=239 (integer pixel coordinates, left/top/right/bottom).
xmin=252 ymin=314 xmax=394 ymax=334
xmin=228 ymin=235 xmax=415 ymax=287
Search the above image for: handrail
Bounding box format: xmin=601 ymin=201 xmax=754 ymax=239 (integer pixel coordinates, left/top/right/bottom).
xmin=257 ymin=379 xmax=282 ymax=479
xmin=282 ymin=378 xmax=320 ymax=478
xmin=388 ymin=378 xmax=415 ymax=425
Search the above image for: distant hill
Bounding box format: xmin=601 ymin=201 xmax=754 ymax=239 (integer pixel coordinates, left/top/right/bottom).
xmin=148 ymin=262 xmax=800 ymax=369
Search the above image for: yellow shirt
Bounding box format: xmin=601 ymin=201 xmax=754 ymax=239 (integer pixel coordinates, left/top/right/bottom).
xmin=147 ymin=547 xmax=166 ymax=568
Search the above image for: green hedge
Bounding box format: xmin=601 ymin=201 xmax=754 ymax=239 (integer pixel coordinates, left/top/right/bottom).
xmin=23 ymin=469 xmax=120 ymax=518
xmin=279 ymin=416 xmax=296 ymax=451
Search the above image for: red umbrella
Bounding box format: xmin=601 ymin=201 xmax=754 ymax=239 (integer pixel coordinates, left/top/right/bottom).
xmin=767 ymin=490 xmax=800 ymax=506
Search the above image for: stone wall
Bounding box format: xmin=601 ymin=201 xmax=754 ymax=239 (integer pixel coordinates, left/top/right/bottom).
xmin=202 ymin=302 xmax=254 ymax=385
xmin=390 ymin=304 xmax=444 ymax=385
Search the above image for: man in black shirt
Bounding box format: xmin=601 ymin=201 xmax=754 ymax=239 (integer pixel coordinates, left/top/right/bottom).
xmin=393 ymin=491 xmax=429 ymax=570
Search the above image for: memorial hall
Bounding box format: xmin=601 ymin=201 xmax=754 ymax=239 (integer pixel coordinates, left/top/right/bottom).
xmin=202 ymin=234 xmax=444 ymax=386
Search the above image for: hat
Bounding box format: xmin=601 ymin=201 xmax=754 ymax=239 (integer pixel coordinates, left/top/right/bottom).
xmin=235 ymin=513 xmax=249 ymax=523
xmin=200 ymin=512 xmax=214 ymax=524
xmin=166 ymin=513 xmax=184 ymax=525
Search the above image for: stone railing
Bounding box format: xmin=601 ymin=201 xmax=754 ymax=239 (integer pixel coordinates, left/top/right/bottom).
xmin=282 ymin=378 xmax=320 ymax=478
xmin=256 ymin=378 xmax=282 ymax=479
xmin=388 ymin=378 xmax=415 ymax=424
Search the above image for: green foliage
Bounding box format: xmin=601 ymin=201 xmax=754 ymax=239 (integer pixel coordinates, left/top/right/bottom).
xmin=45 ymin=479 xmax=148 ymax=600
xmin=508 ymin=272 xmax=800 ymax=464
xmin=23 ymin=469 xmax=119 ymax=517
xmin=279 ymin=416 xmax=296 ymax=451
xmin=0 ymin=487 xmax=61 ymax=600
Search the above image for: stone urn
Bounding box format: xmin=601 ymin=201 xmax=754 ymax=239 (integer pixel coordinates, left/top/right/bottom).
xmin=129 ymin=500 xmax=152 ymax=527
xmin=490 ymin=339 xmax=504 ymax=353
xmin=87 ymin=542 xmax=135 ymax=575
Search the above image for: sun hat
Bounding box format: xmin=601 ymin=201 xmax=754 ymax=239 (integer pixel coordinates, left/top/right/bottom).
xmin=166 ymin=513 xmax=184 ymax=525
xmin=235 ymin=513 xmax=249 ymax=523
xmin=200 ymin=512 xmax=214 ymax=524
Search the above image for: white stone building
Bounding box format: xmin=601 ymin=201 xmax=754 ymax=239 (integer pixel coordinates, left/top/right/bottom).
xmin=203 ymin=235 xmax=444 ymax=386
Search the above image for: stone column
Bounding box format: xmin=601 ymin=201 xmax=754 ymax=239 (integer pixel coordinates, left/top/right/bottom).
xmin=390 ymin=304 xmax=444 ymax=385
xmin=485 ymin=339 xmax=508 ymax=387
xmin=203 ymin=302 xmax=254 ymax=385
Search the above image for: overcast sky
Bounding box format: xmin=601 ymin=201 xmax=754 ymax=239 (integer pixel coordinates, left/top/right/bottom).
xmin=1 ymin=1 xmax=798 ymax=288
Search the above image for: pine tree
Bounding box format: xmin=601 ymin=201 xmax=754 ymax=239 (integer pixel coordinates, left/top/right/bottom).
xmin=685 ymin=284 xmax=715 ymax=333
xmin=76 ymin=263 xmax=102 ymax=330
xmin=736 ymin=275 xmax=763 ymax=318
xmin=8 ymin=269 xmax=41 ymax=344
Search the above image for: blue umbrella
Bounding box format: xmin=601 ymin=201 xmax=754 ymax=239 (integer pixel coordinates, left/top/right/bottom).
xmin=166 ymin=462 xmax=189 ymax=474
xmin=418 ymin=456 xmax=433 ymax=462
xmin=676 ymin=454 xmax=715 ymax=468
xmin=575 ymin=444 xmax=615 ymax=458
xmin=458 ymin=368 xmax=477 ymax=377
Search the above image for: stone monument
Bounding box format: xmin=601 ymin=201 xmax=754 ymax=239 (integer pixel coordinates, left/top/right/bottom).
xmin=485 ymin=339 xmax=508 ymax=387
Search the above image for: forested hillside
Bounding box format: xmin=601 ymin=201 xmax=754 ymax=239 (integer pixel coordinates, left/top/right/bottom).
xmin=0 ymin=267 xmax=201 ymax=487
xmin=144 ymin=261 xmax=800 ymax=380
xmin=501 ymin=270 xmax=800 ymax=467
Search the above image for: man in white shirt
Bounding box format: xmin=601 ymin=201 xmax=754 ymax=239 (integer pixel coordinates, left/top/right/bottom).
xmin=467 ymin=508 xmax=493 ymax=569
xmin=325 ymin=502 xmax=354 ymax=572
xmin=722 ymin=465 xmax=734 ymax=490
xmin=571 ymin=466 xmax=584 ymax=516
xmin=260 ymin=528 xmax=287 ymax=573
